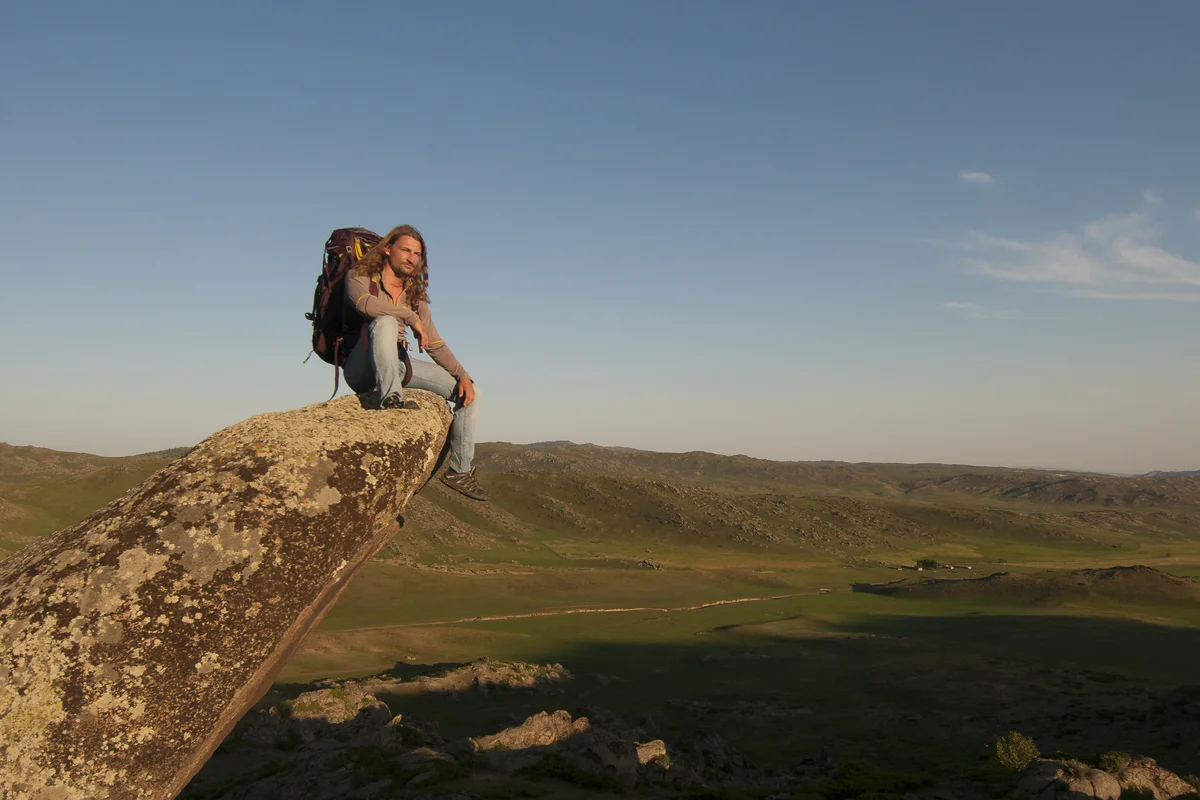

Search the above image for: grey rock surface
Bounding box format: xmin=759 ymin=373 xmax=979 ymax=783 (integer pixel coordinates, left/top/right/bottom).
xmin=358 ymin=656 xmax=571 ymax=698
xmin=1116 ymin=757 xmax=1199 ymax=799
xmin=469 ymin=709 xmax=590 ymax=752
xmin=0 ymin=392 xmax=452 ymax=799
xmin=636 ymin=739 xmax=669 ymax=766
xmin=286 ymin=684 xmax=390 ymax=727
xmin=1017 ymin=759 xmax=1122 ymax=799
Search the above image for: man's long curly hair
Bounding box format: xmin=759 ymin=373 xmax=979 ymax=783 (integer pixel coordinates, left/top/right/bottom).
xmin=354 ymin=224 xmax=430 ymax=309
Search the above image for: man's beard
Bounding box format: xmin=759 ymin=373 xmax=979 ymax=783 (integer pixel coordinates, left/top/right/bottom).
xmin=390 ymin=263 xmax=417 ymax=278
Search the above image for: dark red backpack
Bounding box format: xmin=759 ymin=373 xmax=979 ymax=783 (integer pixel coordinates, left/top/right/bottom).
xmin=305 ymin=227 xmax=412 ymax=399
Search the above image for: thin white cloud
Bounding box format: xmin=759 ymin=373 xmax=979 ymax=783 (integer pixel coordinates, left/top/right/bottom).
xmin=1142 ymin=188 xmax=1164 ymax=205
xmin=911 ymin=236 xmax=974 ymax=248
xmin=940 ymin=301 xmax=1024 ymax=319
xmin=958 ymin=170 xmax=994 ymax=185
xmin=928 ymin=198 xmax=1200 ymax=301
xmin=1073 ymin=290 xmax=1200 ymax=302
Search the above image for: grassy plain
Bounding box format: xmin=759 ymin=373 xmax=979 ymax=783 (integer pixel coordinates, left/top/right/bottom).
xmin=287 ymin=443 xmax=1200 ymax=779
xmin=6 ymin=439 xmax=1200 ymax=788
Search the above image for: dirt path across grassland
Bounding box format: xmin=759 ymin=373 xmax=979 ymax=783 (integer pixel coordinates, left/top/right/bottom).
xmin=390 ymin=592 xmax=817 ymax=628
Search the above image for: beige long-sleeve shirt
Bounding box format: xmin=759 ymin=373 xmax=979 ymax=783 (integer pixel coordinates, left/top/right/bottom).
xmin=345 ymin=270 xmax=471 ymax=382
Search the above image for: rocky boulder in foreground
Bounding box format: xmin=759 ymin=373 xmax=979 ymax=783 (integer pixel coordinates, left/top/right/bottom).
xmin=0 ymin=392 xmax=452 ymax=800
xmin=1017 ymin=757 xmax=1198 ymax=800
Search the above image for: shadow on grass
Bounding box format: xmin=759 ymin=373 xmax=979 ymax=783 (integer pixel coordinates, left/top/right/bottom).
xmin=186 ymin=612 xmax=1200 ymax=798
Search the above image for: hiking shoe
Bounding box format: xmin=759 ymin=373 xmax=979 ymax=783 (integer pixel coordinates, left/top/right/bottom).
xmin=380 ymin=395 xmax=420 ymax=410
xmin=440 ymin=468 xmax=490 ymax=501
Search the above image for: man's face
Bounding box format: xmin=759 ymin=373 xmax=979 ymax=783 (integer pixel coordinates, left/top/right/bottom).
xmin=386 ymin=235 xmax=423 ymax=277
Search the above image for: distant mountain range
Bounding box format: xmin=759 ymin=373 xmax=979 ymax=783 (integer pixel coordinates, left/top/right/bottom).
xmin=1141 ymin=469 xmax=1200 ymax=478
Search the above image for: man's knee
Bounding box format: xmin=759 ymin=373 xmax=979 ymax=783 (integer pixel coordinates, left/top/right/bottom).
xmin=369 ymin=316 xmax=399 ymax=340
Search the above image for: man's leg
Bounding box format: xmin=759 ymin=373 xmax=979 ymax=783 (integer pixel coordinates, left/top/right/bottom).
xmin=341 ymin=331 xmax=374 ymax=394
xmin=405 ymin=359 xmax=487 ymax=500
xmin=343 ymin=317 xmax=407 ymax=406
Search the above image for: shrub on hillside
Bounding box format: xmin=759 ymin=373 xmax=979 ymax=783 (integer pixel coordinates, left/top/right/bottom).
xmin=915 ymin=558 xmax=939 ymax=570
xmin=992 ymin=731 xmax=1039 ymax=773
xmin=1096 ymin=751 xmax=1131 ymax=772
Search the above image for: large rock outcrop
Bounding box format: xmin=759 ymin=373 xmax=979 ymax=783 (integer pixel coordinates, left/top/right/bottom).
xmin=1017 ymin=759 xmax=1125 ymax=799
xmin=0 ymin=392 xmax=452 ymax=800
xmin=1116 ymin=757 xmax=1199 ymax=800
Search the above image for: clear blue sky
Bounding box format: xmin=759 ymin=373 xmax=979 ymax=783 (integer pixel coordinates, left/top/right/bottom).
xmin=3 ymin=1 xmax=1198 ymax=474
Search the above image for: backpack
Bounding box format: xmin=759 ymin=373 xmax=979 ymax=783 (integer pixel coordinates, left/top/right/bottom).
xmin=305 ymin=227 xmax=412 ymax=399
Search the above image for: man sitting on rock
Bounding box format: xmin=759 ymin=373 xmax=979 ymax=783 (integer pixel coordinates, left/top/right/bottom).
xmin=341 ymin=224 xmax=489 ymax=502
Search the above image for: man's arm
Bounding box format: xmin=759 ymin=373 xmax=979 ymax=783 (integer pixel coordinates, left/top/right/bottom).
xmin=345 ymin=271 xmax=420 ymax=327
xmin=417 ymin=301 xmax=471 ymax=383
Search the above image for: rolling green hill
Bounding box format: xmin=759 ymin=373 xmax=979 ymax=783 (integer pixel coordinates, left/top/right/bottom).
xmin=854 ymin=564 xmax=1200 ymax=607
xmin=8 ymin=438 xmax=1200 ymax=576
xmin=0 ymin=442 xmax=188 ymax=555
xmin=380 ymin=441 xmax=1200 ymax=574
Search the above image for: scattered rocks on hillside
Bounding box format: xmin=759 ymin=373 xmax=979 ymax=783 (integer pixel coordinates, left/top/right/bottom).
xmin=0 ymin=443 xmax=118 ymax=477
xmin=194 ymin=703 xmax=688 ymax=798
xmin=186 ymin=655 xmax=1200 ymax=800
xmin=637 ymin=558 xmax=663 ymax=569
xmin=183 ymin=659 xmax=803 ymax=799
xmin=359 ymin=657 xmax=571 ymax=698
xmin=233 ymin=687 xmax=396 ymax=749
xmin=536 ymin=493 xmax=604 ymax=529
xmin=469 ymin=709 xmax=590 ymax=752
xmin=1016 ymin=757 xmax=1198 ymax=800
xmin=464 ymin=710 xmax=627 ymax=783
xmin=1017 ymin=759 xmax=1122 ymax=799
xmin=670 ymin=729 xmax=755 ymax=779
xmin=378 ymin=495 xmax=498 ymax=561
xmin=287 ymin=684 xmax=391 ymax=726
xmin=464 ymin=709 xmax=731 ymax=792
xmin=637 ymin=739 xmax=670 ymax=767
xmin=0 ymin=496 xmax=28 ymax=521
xmin=1115 ymin=757 xmax=1199 ymax=799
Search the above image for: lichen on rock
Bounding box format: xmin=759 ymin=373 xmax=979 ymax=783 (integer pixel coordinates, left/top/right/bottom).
xmin=0 ymin=393 xmax=452 ymax=800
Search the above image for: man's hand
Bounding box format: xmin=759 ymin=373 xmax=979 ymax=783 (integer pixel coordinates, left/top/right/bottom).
xmin=456 ymin=377 xmax=475 ymax=407
xmin=410 ymin=320 xmax=428 ymax=352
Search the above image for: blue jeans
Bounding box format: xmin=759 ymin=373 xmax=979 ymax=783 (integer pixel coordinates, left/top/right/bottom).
xmin=342 ymin=316 xmax=478 ymax=472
